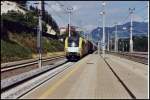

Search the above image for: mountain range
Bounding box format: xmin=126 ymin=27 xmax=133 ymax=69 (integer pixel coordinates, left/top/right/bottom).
xmin=90 ymin=21 xmax=148 ymax=42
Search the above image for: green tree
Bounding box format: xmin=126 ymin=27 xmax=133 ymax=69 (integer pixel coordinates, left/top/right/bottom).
xmin=133 ymin=36 xmax=148 ymax=52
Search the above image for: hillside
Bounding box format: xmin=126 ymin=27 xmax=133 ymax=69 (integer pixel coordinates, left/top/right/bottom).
xmin=1 ymin=1 xmax=64 ymax=63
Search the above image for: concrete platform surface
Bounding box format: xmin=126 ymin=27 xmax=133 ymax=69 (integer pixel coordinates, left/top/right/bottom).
xmin=20 ymin=54 xmax=148 ymax=99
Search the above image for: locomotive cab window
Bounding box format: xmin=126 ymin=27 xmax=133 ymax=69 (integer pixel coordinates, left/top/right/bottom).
xmin=68 ymin=32 xmax=79 ymax=47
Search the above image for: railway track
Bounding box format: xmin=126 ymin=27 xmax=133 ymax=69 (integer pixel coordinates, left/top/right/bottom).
xmin=1 ymin=55 xmax=66 ymax=80
xmin=1 ymin=53 xmax=93 ymax=99
xmin=19 ymin=54 xmax=146 ymax=99
xmin=1 ymin=55 xmax=65 ymax=72
xmin=1 ymin=53 xmax=147 ymax=99
xmin=1 ymin=54 xmax=90 ymax=98
xmin=1 ymin=61 xmax=75 ymax=99
xmin=107 ymin=52 xmax=148 ymax=65
xmin=1 ymin=57 xmax=69 ymax=90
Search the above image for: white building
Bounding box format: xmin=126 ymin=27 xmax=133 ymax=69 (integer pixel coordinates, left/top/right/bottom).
xmin=60 ymin=27 xmax=66 ymax=35
xmin=1 ymin=1 xmax=58 ymax=36
xmin=1 ymin=1 xmax=26 ymax=14
xmin=46 ymin=24 xmax=56 ymax=35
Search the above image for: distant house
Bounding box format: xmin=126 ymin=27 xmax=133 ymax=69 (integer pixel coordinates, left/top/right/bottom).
xmin=1 ymin=1 xmax=58 ymax=37
xmin=46 ymin=24 xmax=56 ymax=35
xmin=60 ymin=27 xmax=66 ymax=35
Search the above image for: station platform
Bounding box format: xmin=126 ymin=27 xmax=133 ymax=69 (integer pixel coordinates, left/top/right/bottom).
xmin=21 ymin=54 xmax=148 ymax=99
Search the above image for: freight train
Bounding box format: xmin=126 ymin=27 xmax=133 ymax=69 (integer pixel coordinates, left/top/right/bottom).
xmin=64 ymin=29 xmax=96 ymax=60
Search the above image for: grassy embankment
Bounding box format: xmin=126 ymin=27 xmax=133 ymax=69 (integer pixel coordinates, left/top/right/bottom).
xmin=1 ymin=33 xmax=64 ymax=63
xmin=1 ymin=11 xmax=64 ymax=63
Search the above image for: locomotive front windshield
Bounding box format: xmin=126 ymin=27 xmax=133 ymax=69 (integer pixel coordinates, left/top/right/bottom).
xmin=68 ymin=32 xmax=79 ymax=47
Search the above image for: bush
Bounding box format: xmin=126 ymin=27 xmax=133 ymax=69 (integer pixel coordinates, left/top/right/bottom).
xmin=1 ymin=8 xmax=64 ymax=63
xmin=42 ymin=37 xmax=64 ymax=53
xmin=1 ymin=40 xmax=32 ymax=63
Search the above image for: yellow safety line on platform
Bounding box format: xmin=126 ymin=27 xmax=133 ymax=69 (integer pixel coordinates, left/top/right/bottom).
xmin=39 ymin=64 xmax=81 ymax=99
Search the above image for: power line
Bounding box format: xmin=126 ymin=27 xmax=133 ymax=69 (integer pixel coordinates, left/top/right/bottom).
xmin=55 ymin=1 xmax=68 ymax=14
xmin=116 ymin=4 xmax=147 ymax=26
xmin=133 ymin=14 xmax=148 ymax=22
xmin=45 ymin=4 xmax=68 ymax=24
xmin=46 ymin=2 xmax=85 ymax=34
xmin=119 ymin=14 xmax=130 ymax=25
xmin=134 ymin=5 xmax=147 ymax=14
xmin=50 ymin=1 xmax=94 ymax=33
xmin=51 ymin=2 xmax=83 ymax=30
xmin=57 ymin=1 xmax=82 ymax=16
xmin=51 ymin=7 xmax=66 ymax=21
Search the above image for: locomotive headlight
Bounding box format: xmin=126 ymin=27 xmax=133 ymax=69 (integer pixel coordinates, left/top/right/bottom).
xmin=71 ymin=42 xmax=76 ymax=47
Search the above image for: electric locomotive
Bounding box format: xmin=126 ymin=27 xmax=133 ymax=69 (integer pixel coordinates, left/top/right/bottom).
xmin=64 ymin=27 xmax=95 ymax=60
xmin=65 ymin=32 xmax=89 ymax=60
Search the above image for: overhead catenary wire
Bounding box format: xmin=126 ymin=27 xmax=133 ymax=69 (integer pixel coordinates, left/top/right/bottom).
xmin=33 ymin=2 xmax=147 ymax=33
xmin=55 ymin=1 xmax=68 ymax=14
xmin=45 ymin=3 xmax=67 ymax=20
xmin=134 ymin=5 xmax=148 ymax=14
xmin=55 ymin=1 xmax=85 ymax=26
xmin=44 ymin=3 xmax=68 ymax=27
xmin=46 ymin=2 xmax=82 ymax=29
xmin=119 ymin=14 xmax=130 ymax=25
xmin=54 ymin=1 xmax=86 ymax=31
xmin=116 ymin=4 xmax=147 ymax=26
xmin=46 ymin=2 xmax=87 ymax=37
xmin=133 ymin=5 xmax=148 ymax=22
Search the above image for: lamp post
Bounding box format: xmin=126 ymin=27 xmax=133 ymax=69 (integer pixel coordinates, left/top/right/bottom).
xmin=122 ymin=39 xmax=124 ymax=52
xmin=129 ymin=8 xmax=135 ymax=53
xmin=114 ymin=22 xmax=118 ymax=52
xmin=98 ymin=28 xmax=101 ymax=54
xmin=67 ymin=7 xmax=73 ymax=37
xmin=107 ymin=30 xmax=109 ymax=51
xmin=37 ymin=1 xmax=43 ymax=68
xmin=100 ymin=1 xmax=106 ymax=58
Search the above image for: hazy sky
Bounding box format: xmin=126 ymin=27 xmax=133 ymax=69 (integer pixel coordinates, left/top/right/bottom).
xmin=28 ymin=1 xmax=148 ymax=32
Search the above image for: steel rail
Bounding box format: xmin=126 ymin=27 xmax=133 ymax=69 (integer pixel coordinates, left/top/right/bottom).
xmin=1 ymin=55 xmax=65 ymax=72
xmin=1 ymin=59 xmax=68 ymax=92
xmin=108 ymin=51 xmax=148 ymax=65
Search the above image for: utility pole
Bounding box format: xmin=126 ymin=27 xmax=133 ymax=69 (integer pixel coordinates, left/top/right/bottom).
xmin=97 ymin=28 xmax=100 ymax=54
xmin=129 ymin=8 xmax=135 ymax=53
xmin=87 ymin=33 xmax=88 ymax=40
xmin=100 ymin=1 xmax=106 ymax=58
xmin=114 ymin=22 xmax=118 ymax=52
xmin=119 ymin=40 xmax=121 ymax=52
xmin=90 ymin=32 xmax=92 ymax=42
xmin=98 ymin=41 xmax=100 ymax=55
xmin=107 ymin=30 xmax=109 ymax=51
xmin=83 ymin=32 xmax=85 ymax=39
xmin=110 ymin=38 xmax=112 ymax=51
xmin=67 ymin=7 xmax=73 ymax=37
xmin=122 ymin=40 xmax=124 ymax=52
xmin=37 ymin=1 xmax=43 ymax=68
xmin=125 ymin=43 xmax=128 ymax=52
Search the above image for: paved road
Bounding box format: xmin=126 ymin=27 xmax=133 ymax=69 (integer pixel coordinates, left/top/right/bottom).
xmin=20 ymin=54 xmax=148 ymax=99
